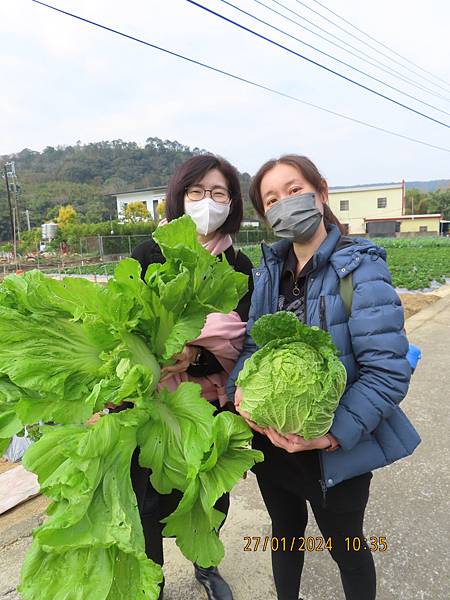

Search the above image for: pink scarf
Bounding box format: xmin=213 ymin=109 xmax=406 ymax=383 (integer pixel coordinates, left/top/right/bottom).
xmin=156 ymin=220 xmax=246 ymax=406
xmin=158 ymin=311 xmax=246 ymax=407
xmin=202 ymin=232 xmax=233 ymax=256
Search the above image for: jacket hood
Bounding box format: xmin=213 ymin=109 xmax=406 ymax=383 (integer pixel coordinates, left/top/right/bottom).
xmin=331 ymin=236 xmax=387 ymax=278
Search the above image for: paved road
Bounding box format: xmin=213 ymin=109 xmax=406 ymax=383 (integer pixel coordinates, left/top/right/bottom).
xmin=1 ymin=294 xmax=449 ymax=600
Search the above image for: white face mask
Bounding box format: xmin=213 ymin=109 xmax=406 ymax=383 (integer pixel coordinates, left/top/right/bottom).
xmin=184 ymin=197 xmax=230 ymax=236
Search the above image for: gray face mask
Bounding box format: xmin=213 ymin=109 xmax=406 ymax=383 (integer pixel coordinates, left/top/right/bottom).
xmin=265 ymin=192 xmax=323 ymax=242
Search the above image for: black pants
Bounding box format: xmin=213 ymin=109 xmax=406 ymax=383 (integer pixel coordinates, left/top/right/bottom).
xmin=130 ymin=448 xmax=230 ymax=567
xmin=252 ymin=433 xmax=376 ymax=600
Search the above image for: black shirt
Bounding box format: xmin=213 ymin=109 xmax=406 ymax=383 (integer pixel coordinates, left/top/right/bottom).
xmin=278 ymin=246 xmax=314 ymax=323
xmin=131 ymin=238 xmax=254 ymax=377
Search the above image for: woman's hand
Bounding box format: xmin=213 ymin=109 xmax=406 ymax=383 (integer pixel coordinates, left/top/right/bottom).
xmin=160 ymin=345 xmax=200 ymax=382
xmin=85 ymin=404 xmax=116 ymax=426
xmin=265 ymin=428 xmax=335 ymax=453
xmin=85 ymin=412 xmax=102 ymax=426
xmin=234 ymin=386 xmax=244 ymax=410
xmin=234 ymin=387 xmax=266 ymax=435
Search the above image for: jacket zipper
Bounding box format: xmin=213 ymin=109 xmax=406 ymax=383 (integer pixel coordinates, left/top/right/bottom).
xmin=261 ymin=244 xmax=274 ymax=313
xmin=303 ymin=273 xmax=311 ymax=323
xmin=319 ymin=296 xmax=328 ymax=331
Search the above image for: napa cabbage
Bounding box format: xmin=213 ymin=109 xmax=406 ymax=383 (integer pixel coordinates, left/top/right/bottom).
xmin=236 ymin=311 xmax=347 ymax=439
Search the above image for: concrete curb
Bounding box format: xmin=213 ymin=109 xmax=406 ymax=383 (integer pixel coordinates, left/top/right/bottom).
xmin=405 ymin=291 xmax=450 ymax=335
xmin=429 ymin=282 xmax=450 ymax=299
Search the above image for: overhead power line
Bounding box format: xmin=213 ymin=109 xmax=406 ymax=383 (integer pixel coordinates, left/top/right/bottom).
xmin=300 ymin=0 xmax=450 ymax=91
xmin=217 ymin=0 xmax=450 ymax=117
xmin=252 ymin=0 xmax=450 ymax=104
xmin=30 ymin=1 xmax=450 ymax=153
xmin=186 ymin=0 xmax=449 ymax=128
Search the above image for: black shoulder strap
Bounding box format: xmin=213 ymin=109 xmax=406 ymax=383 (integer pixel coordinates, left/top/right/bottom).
xmin=223 ymin=244 xmax=238 ymax=266
xmin=334 ymin=235 xmax=355 ymax=316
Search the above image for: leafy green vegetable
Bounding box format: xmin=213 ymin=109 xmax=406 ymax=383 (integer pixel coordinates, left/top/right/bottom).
xmin=137 ymin=383 xmax=216 ymax=494
xmin=19 ymin=410 xmax=162 ymax=600
xmin=161 ymin=411 xmax=263 ymax=567
xmin=0 ymin=377 xmax=24 ymax=435
xmin=0 ymin=375 xmax=34 ymax=452
xmin=237 ymin=311 xmax=347 ymax=439
xmin=0 ymin=216 xmax=262 ymax=599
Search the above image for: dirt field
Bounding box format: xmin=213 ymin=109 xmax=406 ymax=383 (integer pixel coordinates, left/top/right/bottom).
xmin=400 ymin=293 xmax=441 ymax=320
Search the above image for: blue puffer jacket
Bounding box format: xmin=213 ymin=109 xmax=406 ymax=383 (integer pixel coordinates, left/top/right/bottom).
xmin=226 ymin=225 xmax=421 ymax=488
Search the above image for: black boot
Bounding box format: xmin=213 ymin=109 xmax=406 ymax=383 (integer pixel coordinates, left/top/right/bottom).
xmin=194 ymin=564 xmax=233 ymax=600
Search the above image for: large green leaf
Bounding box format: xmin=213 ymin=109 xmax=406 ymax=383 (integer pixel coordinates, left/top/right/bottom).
xmin=151 ymin=216 xmax=248 ymax=360
xmin=0 ymin=376 xmax=25 ymax=444
xmin=0 ymin=437 xmax=10 ymax=455
xmin=19 ymin=541 xmax=162 ymax=600
xmin=19 ymin=410 xmax=163 ymax=600
xmin=2 ymin=270 xmax=108 ymax=322
xmin=251 ymin=311 xmax=339 ymax=353
xmin=162 ymin=412 xmax=263 ymax=567
xmin=137 ymin=383 xmax=215 ymax=494
xmin=0 ymin=307 xmax=119 ymax=423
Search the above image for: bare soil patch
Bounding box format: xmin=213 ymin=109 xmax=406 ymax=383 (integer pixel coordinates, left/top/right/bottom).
xmin=0 ymin=459 xmax=19 ymax=475
xmin=400 ymin=293 xmax=441 ymax=320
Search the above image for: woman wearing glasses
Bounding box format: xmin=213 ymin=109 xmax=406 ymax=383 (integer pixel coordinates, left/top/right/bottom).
xmin=130 ymin=154 xmax=253 ymax=600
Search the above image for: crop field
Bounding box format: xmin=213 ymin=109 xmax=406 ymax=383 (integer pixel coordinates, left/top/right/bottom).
xmin=61 ymin=237 xmax=450 ymax=291
xmin=243 ymin=238 xmax=450 ymax=290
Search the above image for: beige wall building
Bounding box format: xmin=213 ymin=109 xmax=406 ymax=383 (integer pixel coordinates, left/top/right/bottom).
xmin=365 ymin=214 xmax=442 ymax=236
xmin=328 ymin=183 xmax=404 ymax=235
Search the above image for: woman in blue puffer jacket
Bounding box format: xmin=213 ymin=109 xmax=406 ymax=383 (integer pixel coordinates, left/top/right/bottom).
xmin=226 ymin=155 xmax=421 ymax=600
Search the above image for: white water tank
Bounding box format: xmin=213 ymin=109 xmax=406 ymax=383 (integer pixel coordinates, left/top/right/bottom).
xmin=41 ymin=222 xmax=58 ymax=240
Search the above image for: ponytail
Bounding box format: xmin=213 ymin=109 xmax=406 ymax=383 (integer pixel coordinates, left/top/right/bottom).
xmin=323 ymin=203 xmax=346 ymax=234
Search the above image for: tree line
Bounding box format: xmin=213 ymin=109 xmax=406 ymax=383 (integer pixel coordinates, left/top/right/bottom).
xmin=404 ymin=188 xmax=450 ymax=219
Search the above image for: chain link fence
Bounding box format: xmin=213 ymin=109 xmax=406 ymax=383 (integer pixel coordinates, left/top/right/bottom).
xmin=75 ymin=230 xmax=276 ymax=260
xmin=0 ymin=230 xmax=274 ymax=279
xmin=232 ymin=228 xmax=276 ymax=246
xmin=75 ymin=235 xmax=151 ymax=260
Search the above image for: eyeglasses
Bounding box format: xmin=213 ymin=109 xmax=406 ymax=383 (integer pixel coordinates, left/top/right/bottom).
xmin=185 ymin=185 xmax=231 ymax=204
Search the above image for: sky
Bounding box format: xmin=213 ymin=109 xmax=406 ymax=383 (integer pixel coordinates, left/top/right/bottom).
xmin=1 ymin=0 xmax=449 ymax=185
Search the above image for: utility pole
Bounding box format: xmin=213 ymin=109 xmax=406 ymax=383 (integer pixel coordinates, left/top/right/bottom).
xmin=5 ymin=162 xmax=21 ymax=239
xmin=3 ymin=164 xmax=17 ymax=263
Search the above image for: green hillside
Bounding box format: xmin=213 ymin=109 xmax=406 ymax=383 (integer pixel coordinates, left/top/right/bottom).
xmin=0 ymin=138 xmax=253 ymax=241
